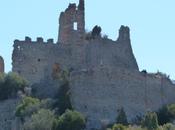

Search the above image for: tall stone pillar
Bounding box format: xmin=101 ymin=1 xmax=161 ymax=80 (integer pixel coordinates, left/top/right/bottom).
xmin=0 ymin=56 xmax=4 ymax=73
xmin=78 ymin=0 xmax=85 ymax=40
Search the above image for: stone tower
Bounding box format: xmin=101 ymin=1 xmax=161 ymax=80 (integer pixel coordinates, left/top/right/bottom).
xmin=0 ymin=56 xmax=4 ymax=73
xmin=58 ymin=0 xmax=85 ymax=44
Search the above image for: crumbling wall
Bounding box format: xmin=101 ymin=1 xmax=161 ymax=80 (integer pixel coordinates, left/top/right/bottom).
xmin=12 ymin=24 xmax=141 ymax=129
xmin=58 ymin=0 xmax=85 ymax=44
xmin=0 ymin=56 xmax=4 ymax=73
xmin=11 ymin=29 xmax=175 ymax=130
xmin=10 ymin=0 xmax=175 ymax=129
xmin=12 ymin=27 xmax=138 ymax=85
xmin=70 ymin=67 xmax=175 ymax=129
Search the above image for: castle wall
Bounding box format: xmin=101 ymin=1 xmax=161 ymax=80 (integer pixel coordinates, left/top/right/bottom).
xmin=70 ymin=67 xmax=175 ymax=129
xmin=4 ymin=0 xmax=175 ymax=129
xmin=12 ymin=35 xmax=138 ymax=86
xmin=12 ymin=36 xmax=175 ymax=130
xmin=11 ymin=25 xmax=175 ymax=130
xmin=0 ymin=99 xmax=19 ymax=130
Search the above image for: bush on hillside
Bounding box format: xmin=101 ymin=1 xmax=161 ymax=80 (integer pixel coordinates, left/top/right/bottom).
xmin=157 ymin=104 xmax=175 ymax=125
xmin=112 ymin=124 xmax=126 ymax=130
xmin=53 ymin=110 xmax=86 ymax=130
xmin=16 ymin=96 xmax=40 ymax=118
xmin=141 ymin=112 xmax=158 ymax=130
xmin=0 ymin=72 xmax=27 ymax=100
xmin=53 ymin=69 xmax=72 ymax=115
xmin=167 ymin=104 xmax=175 ymax=117
xmin=157 ymin=106 xmax=172 ymax=125
xmin=162 ymin=123 xmax=175 ymax=130
xmin=23 ymin=109 xmax=55 ymax=130
xmin=131 ymin=114 xmax=143 ymax=125
xmin=55 ymin=81 xmax=72 ymax=115
xmin=16 ymin=96 xmax=53 ymax=118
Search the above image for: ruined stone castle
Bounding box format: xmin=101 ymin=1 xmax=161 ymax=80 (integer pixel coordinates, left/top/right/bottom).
xmin=1 ymin=0 xmax=175 ymax=129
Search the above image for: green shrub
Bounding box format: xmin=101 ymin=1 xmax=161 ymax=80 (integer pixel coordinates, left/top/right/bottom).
xmin=116 ymin=108 xmax=128 ymax=125
xmin=112 ymin=124 xmax=126 ymax=130
xmin=54 ymin=81 xmax=72 ymax=115
xmin=127 ymin=125 xmax=144 ymax=130
xmin=0 ymin=73 xmax=5 ymax=83
xmin=163 ymin=123 xmax=175 ymax=130
xmin=0 ymin=72 xmax=27 ymax=100
xmin=53 ymin=110 xmax=86 ymax=130
xmin=16 ymin=96 xmax=40 ymax=118
xmin=157 ymin=104 xmax=175 ymax=125
xmin=132 ymin=114 xmax=143 ymax=125
xmin=142 ymin=112 xmax=158 ymax=130
xmin=16 ymin=96 xmax=54 ymax=119
xmin=52 ymin=68 xmax=72 ymax=115
xmin=167 ymin=104 xmax=175 ymax=117
xmin=157 ymin=106 xmax=172 ymax=125
xmin=23 ymin=109 xmax=55 ymax=130
xmin=91 ymin=25 xmax=102 ymax=38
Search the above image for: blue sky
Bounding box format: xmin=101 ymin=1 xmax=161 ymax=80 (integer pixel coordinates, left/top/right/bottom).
xmin=0 ymin=0 xmax=175 ymax=79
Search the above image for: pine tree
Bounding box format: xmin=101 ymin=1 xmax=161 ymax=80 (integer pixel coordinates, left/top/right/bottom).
xmin=116 ymin=107 xmax=128 ymax=125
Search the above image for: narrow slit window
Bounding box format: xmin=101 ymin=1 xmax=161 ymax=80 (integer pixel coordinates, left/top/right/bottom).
xmin=73 ymin=22 xmax=78 ymax=30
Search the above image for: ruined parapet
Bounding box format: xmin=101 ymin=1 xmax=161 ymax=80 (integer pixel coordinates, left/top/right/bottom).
xmin=116 ymin=26 xmax=139 ymax=70
xmin=0 ymin=56 xmax=4 ymax=73
xmin=117 ymin=25 xmax=130 ymax=42
xmin=58 ymin=0 xmax=85 ymax=44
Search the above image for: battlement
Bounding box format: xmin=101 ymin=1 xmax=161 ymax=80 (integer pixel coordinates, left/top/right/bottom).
xmin=14 ymin=37 xmax=55 ymax=44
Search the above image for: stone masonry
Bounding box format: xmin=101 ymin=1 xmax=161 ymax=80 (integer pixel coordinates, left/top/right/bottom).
xmin=58 ymin=0 xmax=85 ymax=44
xmin=10 ymin=0 xmax=175 ymax=129
xmin=0 ymin=99 xmax=19 ymax=130
xmin=0 ymin=56 xmax=4 ymax=73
